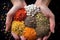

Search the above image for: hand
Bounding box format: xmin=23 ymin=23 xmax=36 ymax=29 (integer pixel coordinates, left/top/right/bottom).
xmin=43 ymin=32 xmax=51 ymax=40
xmin=5 ymin=22 xmax=11 ymax=32
xmin=5 ymin=28 xmax=9 ymax=32
xmin=49 ymin=15 xmax=55 ymax=33
xmin=50 ymin=26 xmax=55 ymax=33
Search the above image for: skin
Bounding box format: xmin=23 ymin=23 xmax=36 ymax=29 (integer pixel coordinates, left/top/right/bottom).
xmin=35 ymin=0 xmax=51 ymax=6
xmin=35 ymin=0 xmax=55 ymax=40
xmin=5 ymin=0 xmax=55 ymax=40
xmin=5 ymin=0 xmax=26 ymax=32
xmin=5 ymin=0 xmax=26 ymax=40
xmin=42 ymin=0 xmax=51 ymax=6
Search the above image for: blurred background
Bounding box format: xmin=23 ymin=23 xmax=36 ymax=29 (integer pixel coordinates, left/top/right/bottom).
xmin=0 ymin=0 xmax=60 ymax=40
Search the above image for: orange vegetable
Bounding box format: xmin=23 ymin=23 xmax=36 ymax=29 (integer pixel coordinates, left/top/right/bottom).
xmin=22 ymin=27 xmax=37 ymax=40
xmin=14 ymin=8 xmax=27 ymax=21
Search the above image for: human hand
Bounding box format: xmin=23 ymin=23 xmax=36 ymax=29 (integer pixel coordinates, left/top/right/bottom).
xmin=5 ymin=23 xmax=10 ymax=32
xmin=50 ymin=25 xmax=55 ymax=33
xmin=5 ymin=17 xmax=11 ymax=32
xmin=36 ymin=4 xmax=55 ymax=33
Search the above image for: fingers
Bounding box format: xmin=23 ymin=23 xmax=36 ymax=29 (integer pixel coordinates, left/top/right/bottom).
xmin=5 ymin=26 xmax=8 ymax=32
xmin=37 ymin=38 xmax=42 ymax=40
xmin=20 ymin=36 xmax=26 ymax=40
xmin=5 ymin=19 xmax=9 ymax=32
xmin=11 ymin=32 xmax=20 ymax=40
xmin=50 ymin=26 xmax=55 ymax=33
xmin=43 ymin=32 xmax=51 ymax=40
xmin=50 ymin=28 xmax=54 ymax=33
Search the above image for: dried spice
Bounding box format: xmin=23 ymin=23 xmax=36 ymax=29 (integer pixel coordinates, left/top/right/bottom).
xmin=11 ymin=21 xmax=25 ymax=35
xmin=22 ymin=27 xmax=37 ymax=40
xmin=24 ymin=16 xmax=36 ymax=28
xmin=35 ymin=12 xmax=50 ymax=37
xmin=24 ymin=12 xmax=50 ymax=37
xmin=14 ymin=8 xmax=27 ymax=21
